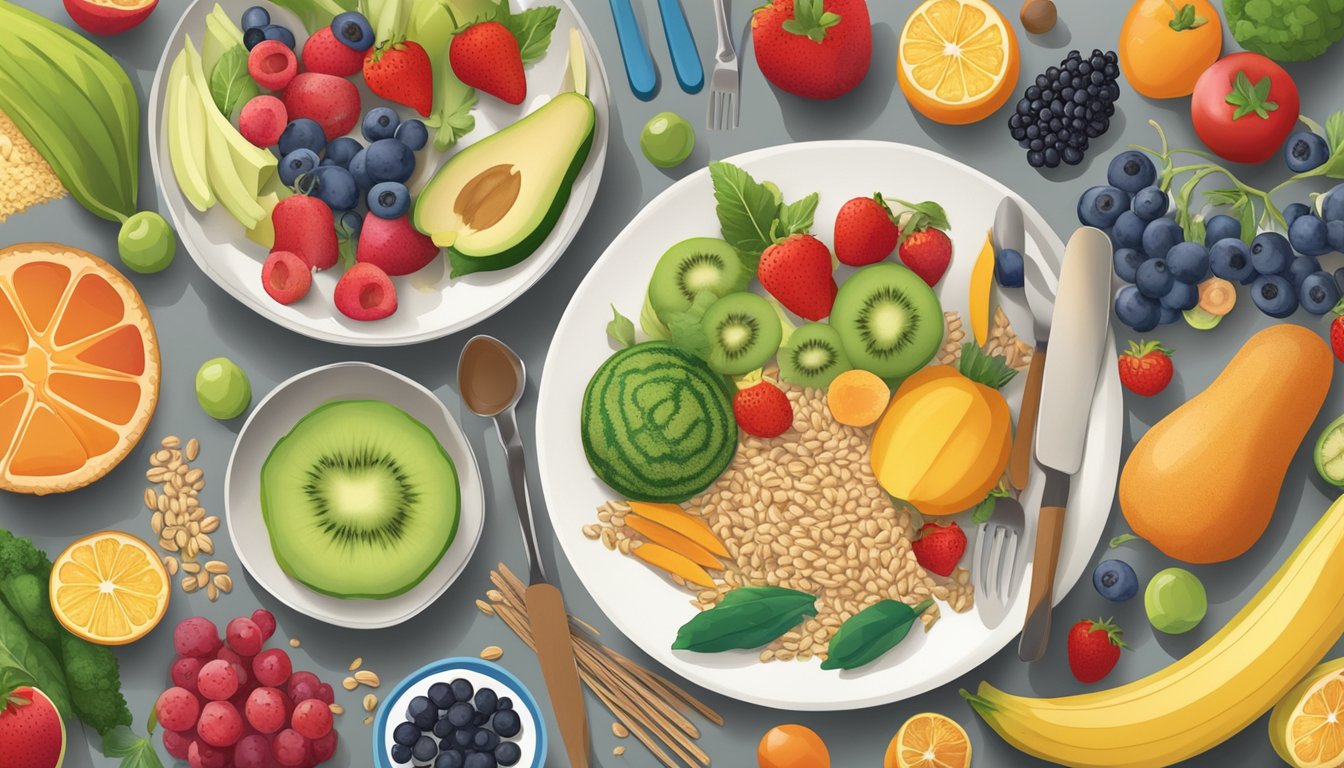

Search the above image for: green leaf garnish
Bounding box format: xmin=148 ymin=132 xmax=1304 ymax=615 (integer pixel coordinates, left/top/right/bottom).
xmin=821 ymin=599 xmax=933 ymax=670
xmin=673 ymin=587 xmax=817 ymax=653
xmin=606 ymin=305 xmax=636 ymax=349
xmin=1225 ymin=70 xmax=1278 ymax=121
xmin=709 ymin=162 xmax=782 ymax=271
xmin=777 ymin=192 xmax=819 ymax=236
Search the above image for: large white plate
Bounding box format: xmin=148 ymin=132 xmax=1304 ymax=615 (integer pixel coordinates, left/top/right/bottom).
xmin=225 ymin=362 xmax=484 ymax=628
xmin=148 ymin=0 xmax=610 ymax=347
xmin=535 ymin=141 xmax=1123 ymax=710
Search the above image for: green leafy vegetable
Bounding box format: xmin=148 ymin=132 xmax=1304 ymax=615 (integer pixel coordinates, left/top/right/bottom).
xmin=1223 ymin=0 xmax=1344 ymax=62
xmin=663 ymin=291 xmax=717 ymax=359
xmin=606 ymin=305 xmax=636 ymax=348
xmin=0 ymin=601 xmax=70 ymax=720
xmin=777 ymin=193 xmax=819 ymax=236
xmin=971 ymin=485 xmax=1011 ymax=525
xmin=709 ymin=162 xmax=781 ymax=270
xmin=209 ymin=46 xmax=258 ymax=119
xmin=673 ymin=587 xmax=817 ymax=653
xmin=269 ymin=0 xmax=356 ymax=33
xmin=103 ymin=725 xmax=163 ymax=768
xmin=821 ymin=599 xmax=933 ymax=670
xmin=497 ymin=5 xmax=562 ymax=63
xmin=639 ymin=293 xmax=671 ymax=341
xmin=1224 ymin=71 xmax=1277 ymax=121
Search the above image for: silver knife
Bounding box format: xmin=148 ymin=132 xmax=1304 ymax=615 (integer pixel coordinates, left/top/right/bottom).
xmin=1018 ymin=226 xmax=1113 ymax=662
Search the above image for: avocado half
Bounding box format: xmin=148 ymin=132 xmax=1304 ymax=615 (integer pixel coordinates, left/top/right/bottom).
xmin=413 ymin=92 xmax=596 ymax=277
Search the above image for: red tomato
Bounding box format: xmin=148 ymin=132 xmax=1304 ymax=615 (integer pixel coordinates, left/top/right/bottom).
xmin=1191 ymin=52 xmax=1299 ymax=164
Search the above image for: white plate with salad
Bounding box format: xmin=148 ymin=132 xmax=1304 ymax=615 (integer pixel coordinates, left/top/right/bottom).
xmin=148 ymin=0 xmax=609 ymax=347
xmin=535 ymin=141 xmax=1123 ymax=710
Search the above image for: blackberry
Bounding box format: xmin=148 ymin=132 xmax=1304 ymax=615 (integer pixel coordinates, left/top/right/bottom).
xmin=1010 ymin=49 xmax=1121 ymax=169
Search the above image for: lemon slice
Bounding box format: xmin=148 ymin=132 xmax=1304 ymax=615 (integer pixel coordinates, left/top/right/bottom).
xmin=50 ymin=531 xmax=169 ymax=646
xmin=886 ymin=712 xmax=972 ymax=768
xmin=898 ymin=0 xmax=1020 ymax=125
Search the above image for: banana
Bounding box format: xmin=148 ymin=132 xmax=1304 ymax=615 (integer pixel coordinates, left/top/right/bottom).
xmin=963 ymin=493 xmax=1344 ymax=768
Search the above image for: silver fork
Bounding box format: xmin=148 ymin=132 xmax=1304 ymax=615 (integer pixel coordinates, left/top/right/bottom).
xmin=972 ymin=495 xmax=1027 ymax=629
xmin=707 ymin=0 xmax=740 ymax=131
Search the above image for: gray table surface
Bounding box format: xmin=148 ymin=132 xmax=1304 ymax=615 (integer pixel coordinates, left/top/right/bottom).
xmin=5 ymin=0 xmax=1344 ymax=765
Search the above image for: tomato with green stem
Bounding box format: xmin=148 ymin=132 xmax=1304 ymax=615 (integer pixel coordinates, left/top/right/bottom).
xmin=1191 ymin=52 xmax=1299 ymax=164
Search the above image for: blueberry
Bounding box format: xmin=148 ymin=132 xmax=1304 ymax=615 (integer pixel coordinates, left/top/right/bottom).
xmin=1301 ymin=272 xmax=1340 ymax=315
xmin=1285 ymin=131 xmax=1330 ymax=173
xmin=1166 ymin=242 xmax=1209 ymax=283
xmin=452 ymin=726 xmax=476 ymax=749
xmin=1330 ymin=221 xmax=1344 ymax=253
xmin=243 ymin=26 xmax=266 ymax=50
xmin=1252 ymin=274 xmax=1298 ymax=318
xmin=1288 ymin=255 xmax=1323 ymax=289
xmin=1324 ymin=184 xmax=1344 ymax=222
xmin=1159 ymin=304 xmax=1181 ymax=325
xmin=393 ymin=721 xmax=421 ymax=747
xmin=278 ymin=148 xmax=319 ymax=189
xmin=473 ymin=710 xmax=489 ymax=726
xmin=1210 ymin=238 xmax=1255 ymax=283
xmin=436 ymin=751 xmax=466 ymax=768
xmin=1115 ymin=285 xmax=1161 ymax=331
xmin=332 ymin=11 xmax=375 ymax=51
xmin=1135 ymin=258 xmax=1173 ymax=299
xmin=1093 ymin=560 xmax=1138 ymax=601
xmin=1160 ymin=280 xmax=1199 ymax=311
xmin=994 ymin=248 xmax=1024 ymax=288
xmin=473 ymin=728 xmax=500 ymax=751
xmin=1141 ymin=217 xmax=1184 ymax=261
xmin=1290 ymin=213 xmax=1331 ymax=257
xmin=1250 ymin=232 xmax=1293 ymax=276
xmin=447 ymin=701 xmax=475 ymax=728
xmin=363 ymin=107 xmax=401 ymax=142
xmin=396 ymin=119 xmax=429 ymax=151
xmin=1203 ymin=213 xmax=1241 ymax=246
xmin=391 ymin=743 xmax=413 ymax=765
xmin=240 ymin=5 xmax=270 ymax=31
xmin=407 ymin=695 xmax=437 ymax=727
xmin=1107 ymin=150 xmax=1157 ymax=193
xmin=349 ymin=149 xmax=372 ymax=191
xmin=1112 ymin=211 xmax=1147 ymax=250
xmin=1131 ymin=186 xmax=1169 ymax=221
xmin=368 ymin=181 xmax=410 ymax=219
xmin=434 ymin=717 xmax=454 ymax=739
xmin=413 ymin=734 xmax=438 ymax=762
xmin=311 ymin=165 xmax=360 ymax=211
xmin=428 ymin=681 xmax=454 ymax=709
xmin=450 ymin=678 xmax=474 ymax=703
xmin=262 ymin=24 xmax=296 ymax=49
xmin=278 ymin=119 xmax=326 ymax=157
xmin=474 ymin=687 xmax=499 ymax=714
xmin=1285 ymin=202 xmax=1313 ymax=228
xmin=465 ymin=753 xmax=498 ymax=768
xmin=496 ymin=697 xmax=513 ymax=711
xmin=323 ymin=137 xmax=362 ymax=168
xmin=1113 ymin=247 xmax=1146 ymax=283
xmin=491 ymin=708 xmax=522 ymax=738
xmin=366 ymin=138 xmax=416 ymax=183
xmin=1077 ymin=185 xmax=1130 ymax=228
xmin=495 ymin=742 xmax=522 ymax=767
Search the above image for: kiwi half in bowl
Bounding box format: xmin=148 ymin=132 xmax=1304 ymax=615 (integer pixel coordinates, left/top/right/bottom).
xmin=647 ymin=238 xmax=747 ymax=320
xmin=701 ymin=292 xmax=782 ymax=375
xmin=831 ymin=263 xmax=943 ymax=380
xmin=260 ymin=400 xmax=460 ymax=600
xmin=779 ymin=323 xmax=853 ymax=389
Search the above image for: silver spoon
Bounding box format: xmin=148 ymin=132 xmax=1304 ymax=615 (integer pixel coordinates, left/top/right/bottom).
xmin=457 ymin=336 xmax=590 ymax=767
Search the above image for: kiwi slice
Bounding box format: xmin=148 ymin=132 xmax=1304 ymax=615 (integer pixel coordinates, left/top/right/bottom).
xmin=831 ymin=263 xmax=943 ymax=379
xmin=701 ymin=292 xmax=782 ymax=375
xmin=259 ymin=400 xmax=460 ymax=600
xmin=648 ymin=238 xmax=747 ymax=319
xmin=779 ymin=323 xmax=852 ymax=389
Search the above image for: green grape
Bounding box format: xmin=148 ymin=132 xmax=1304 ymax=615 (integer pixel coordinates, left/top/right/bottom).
xmin=1144 ymin=567 xmax=1207 ymax=634
xmin=118 ymin=211 xmax=177 ymax=274
xmin=195 ymin=357 xmax=251 ymax=420
xmin=640 ymin=112 xmax=695 ymax=169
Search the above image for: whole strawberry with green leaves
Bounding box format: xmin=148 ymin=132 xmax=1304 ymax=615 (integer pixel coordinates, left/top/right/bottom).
xmin=1330 ymin=299 xmax=1344 ymax=363
xmin=1118 ymin=340 xmax=1174 ymax=396
xmin=1067 ymin=617 xmax=1127 ymax=683
xmin=363 ymin=40 xmax=433 ymax=117
xmin=895 ymin=199 xmax=953 ymax=287
xmin=752 ymin=0 xmax=872 ymax=100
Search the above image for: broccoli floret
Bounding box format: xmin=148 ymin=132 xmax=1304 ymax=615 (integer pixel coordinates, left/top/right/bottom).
xmin=1224 ymin=0 xmax=1344 ymax=61
xmin=60 ymin=633 xmax=132 ymax=736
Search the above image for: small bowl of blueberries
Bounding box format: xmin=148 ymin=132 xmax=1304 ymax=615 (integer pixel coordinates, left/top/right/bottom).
xmin=373 ymin=657 xmax=546 ymax=768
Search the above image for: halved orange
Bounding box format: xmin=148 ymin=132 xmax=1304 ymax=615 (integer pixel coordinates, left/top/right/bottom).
xmin=0 ymin=243 xmax=160 ymax=495
xmin=886 ymin=712 xmax=972 ymax=768
xmin=50 ymin=531 xmax=170 ymax=646
xmin=1271 ymin=658 xmax=1344 ymax=767
xmin=898 ymin=0 xmax=1020 ymax=125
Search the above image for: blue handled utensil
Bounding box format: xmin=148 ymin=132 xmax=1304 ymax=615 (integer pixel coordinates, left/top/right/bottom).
xmin=609 ymin=0 xmax=657 ymax=100
xmin=657 ymin=0 xmax=703 ymax=93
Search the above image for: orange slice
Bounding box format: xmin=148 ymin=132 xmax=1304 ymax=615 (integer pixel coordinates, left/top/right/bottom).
xmin=1271 ymin=659 xmax=1344 ymax=768
xmin=886 ymin=713 xmax=972 ymax=768
xmin=898 ymin=0 xmax=1020 ymax=125
xmin=49 ymin=531 xmax=170 ymax=646
xmin=0 ymin=243 xmax=160 ymax=495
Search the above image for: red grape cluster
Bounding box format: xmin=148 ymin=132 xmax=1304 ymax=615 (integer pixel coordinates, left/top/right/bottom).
xmin=156 ymin=611 xmax=340 ymax=767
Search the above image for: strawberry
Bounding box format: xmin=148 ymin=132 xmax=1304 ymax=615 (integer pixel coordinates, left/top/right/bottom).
xmin=1331 ymin=300 xmax=1344 ymax=363
xmin=911 ymin=522 xmax=966 ymax=577
xmin=302 ymin=26 xmax=365 ymax=77
xmin=357 ymin=214 xmax=439 ymax=276
xmin=363 ymin=41 xmax=433 ymax=117
xmin=272 ymin=195 xmax=338 ymax=271
xmin=1067 ymin=618 xmax=1127 ymax=683
xmin=1118 ymin=340 xmax=1174 ymax=396
xmin=758 ymin=234 xmax=838 ymax=321
xmin=834 ymin=194 xmax=899 ymax=266
xmin=891 ymin=198 xmax=953 ymax=286
xmin=281 ymin=73 xmax=361 ymax=141
xmin=449 ymin=21 xmax=526 ymax=105
xmin=334 ymin=263 xmax=397 ymax=321
xmin=733 ymin=381 xmax=794 ymax=438
xmin=752 ymin=0 xmax=872 ymax=100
